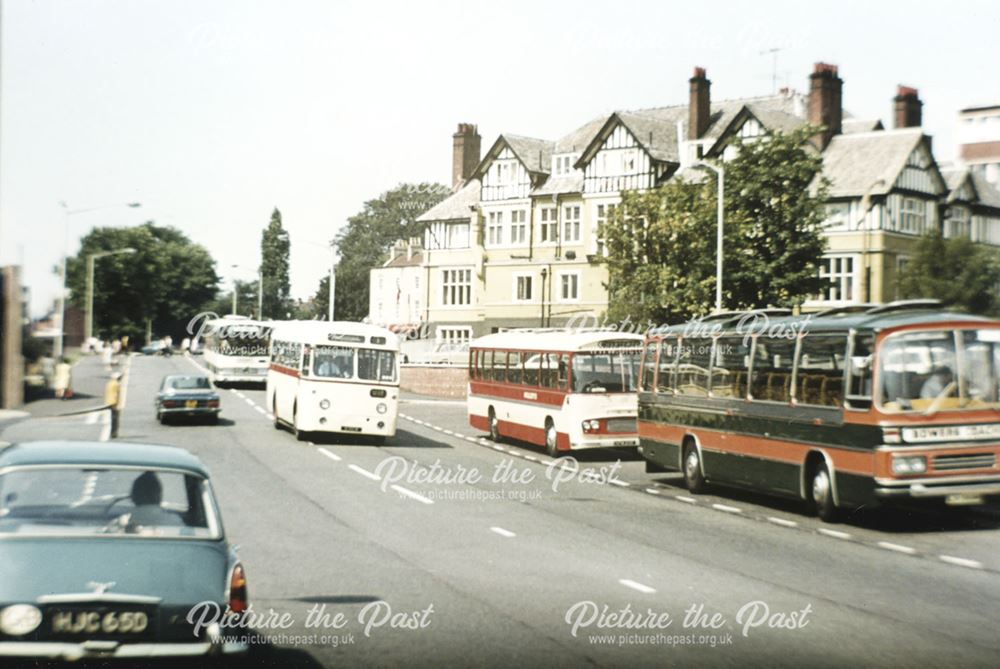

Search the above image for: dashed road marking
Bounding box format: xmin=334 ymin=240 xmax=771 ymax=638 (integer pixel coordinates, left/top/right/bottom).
xmin=254 ymin=406 xmax=266 ymax=414
xmin=348 ymin=464 xmax=381 ymax=481
xmin=619 ymin=579 xmax=656 ymax=594
xmin=318 ymin=448 xmax=342 ymax=462
xmin=675 ymin=496 xmax=697 ymax=504
xmin=878 ymin=541 xmax=916 ymax=555
xmin=712 ymin=503 xmax=742 ymax=514
xmin=767 ymin=516 xmax=798 ymax=528
xmin=490 ymin=526 xmax=516 ymax=538
xmin=939 ymin=555 xmax=983 ymax=570
xmin=644 ymin=488 xmax=660 ymax=495
xmin=391 ymin=485 xmax=434 ymax=505
xmin=609 ymin=479 xmax=630 ymax=488
xmin=818 ymin=528 xmax=852 ymax=540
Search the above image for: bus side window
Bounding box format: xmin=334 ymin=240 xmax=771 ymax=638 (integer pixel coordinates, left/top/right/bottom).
xmin=657 ymin=338 xmax=677 ymax=393
xmin=301 ymin=345 xmax=311 ymax=376
xmin=640 ymin=342 xmax=657 ymax=392
xmin=796 ymin=334 xmax=848 ymax=406
xmin=712 ymin=337 xmax=749 ymax=398
xmin=750 ymin=336 xmax=795 ymax=402
xmin=846 ymin=334 xmax=874 ymax=409
xmin=491 ymin=351 xmax=505 ymax=383
xmin=677 ymin=338 xmax=712 ymax=396
xmin=507 ymin=352 xmax=523 ymax=385
xmin=524 ymin=353 xmax=540 ymax=386
xmin=558 ymin=354 xmax=569 ymax=390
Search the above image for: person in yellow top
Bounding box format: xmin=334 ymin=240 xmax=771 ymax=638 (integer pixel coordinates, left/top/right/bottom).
xmin=105 ymin=372 xmax=122 ymax=438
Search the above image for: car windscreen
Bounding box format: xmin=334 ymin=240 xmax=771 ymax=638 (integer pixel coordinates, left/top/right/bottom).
xmin=0 ymin=467 xmax=221 ymax=539
xmin=168 ymin=376 xmax=211 ymax=390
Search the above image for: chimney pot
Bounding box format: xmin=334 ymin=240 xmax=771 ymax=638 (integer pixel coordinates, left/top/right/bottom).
xmin=808 ymin=62 xmax=843 ymax=149
xmin=689 ymin=66 xmax=711 ymax=140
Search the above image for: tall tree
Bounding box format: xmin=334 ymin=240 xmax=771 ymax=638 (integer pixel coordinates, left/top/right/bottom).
xmin=319 ymin=183 xmax=450 ymax=321
xmin=204 ymin=279 xmax=260 ymax=319
xmin=65 ymin=222 xmax=219 ymax=343
xmin=897 ymin=230 xmax=1000 ymax=315
xmin=261 ymin=208 xmax=291 ymax=319
xmin=604 ymin=127 xmax=828 ymax=324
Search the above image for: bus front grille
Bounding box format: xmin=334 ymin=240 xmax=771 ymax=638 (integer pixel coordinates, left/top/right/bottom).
xmin=933 ymin=453 xmax=996 ymax=471
xmin=606 ymin=418 xmax=638 ymax=434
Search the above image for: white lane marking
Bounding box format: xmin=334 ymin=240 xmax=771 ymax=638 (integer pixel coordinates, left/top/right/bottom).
xmin=619 ymin=579 xmax=656 ymax=594
xmin=98 ymin=410 xmax=111 ymax=442
xmin=675 ymin=496 xmax=697 ymax=504
xmin=244 ymin=398 xmax=255 ymax=406
xmin=266 ymin=413 xmax=275 ymax=421
xmin=479 ymin=440 xmax=492 ymax=446
xmin=453 ymin=432 xmax=466 ymax=439
xmin=939 ymin=555 xmax=983 ymax=569
xmin=85 ymin=412 xmax=98 ymax=425
xmin=818 ymin=528 xmax=852 ymax=540
xmin=400 ymin=399 xmax=466 ymax=406
xmin=767 ymin=516 xmax=798 ymax=528
xmin=236 ymin=391 xmax=246 ymax=399
xmin=318 ymin=448 xmax=342 ymax=462
xmin=254 ymin=406 xmax=266 ymax=414
xmin=348 ymin=464 xmax=381 ymax=481
xmin=712 ymin=503 xmax=742 ymax=514
xmin=490 ymin=526 xmax=516 ymax=538
xmin=391 ymin=485 xmax=434 ymax=505
xmin=491 ymin=445 xmax=505 ymax=452
xmin=609 ymin=479 xmax=629 ymax=488
xmin=524 ymin=455 xmax=537 ymax=462
xmin=878 ymin=541 xmax=917 ymax=555
xmin=644 ymin=488 xmax=660 ymax=495
xmin=432 ymin=425 xmax=444 ymax=432
xmin=465 ymin=437 xmax=478 ymax=444
xmin=443 ymin=429 xmax=455 ymax=436
xmin=228 ymin=388 xmax=240 ymax=395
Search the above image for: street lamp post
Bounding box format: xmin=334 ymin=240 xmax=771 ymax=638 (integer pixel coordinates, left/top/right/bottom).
xmin=328 ymin=240 xmax=336 ymax=321
xmin=693 ymin=162 xmax=725 ymax=312
xmin=231 ymin=264 xmax=239 ymax=315
xmin=55 ymin=201 xmax=141 ymax=358
xmin=85 ymin=248 xmax=137 ymax=345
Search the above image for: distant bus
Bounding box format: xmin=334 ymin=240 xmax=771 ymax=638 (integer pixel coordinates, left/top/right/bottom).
xmin=637 ymin=302 xmax=1000 ymax=521
xmin=201 ymin=316 xmax=272 ymax=386
xmin=267 ymin=321 xmax=400 ymax=441
xmin=468 ymin=330 xmax=644 ymax=457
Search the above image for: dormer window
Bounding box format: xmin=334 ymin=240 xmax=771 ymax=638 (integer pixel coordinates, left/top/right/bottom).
xmin=552 ymin=154 xmax=578 ymax=176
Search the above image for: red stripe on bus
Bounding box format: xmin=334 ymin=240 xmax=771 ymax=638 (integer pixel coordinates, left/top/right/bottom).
xmin=469 ymin=413 xmax=570 ymax=451
xmin=469 ymin=381 xmax=567 ymax=407
xmin=270 ymin=364 xmax=300 ymax=378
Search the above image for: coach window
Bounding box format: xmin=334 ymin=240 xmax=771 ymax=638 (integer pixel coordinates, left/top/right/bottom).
xmin=796 ymin=334 xmax=848 ymax=407
xmin=524 ymin=352 xmax=540 ymax=386
xmin=507 ymin=352 xmax=523 ymax=384
xmin=557 ymin=354 xmax=569 ymax=390
xmin=656 ymin=337 xmax=679 ymax=393
xmin=540 ymin=353 xmax=557 ymax=388
xmin=677 ymin=338 xmax=712 ymax=396
xmin=640 ymin=341 xmax=657 ymax=392
xmin=712 ymin=337 xmax=750 ymax=398
xmin=750 ymin=336 xmax=796 ymax=402
xmin=846 ymin=333 xmax=875 ymax=409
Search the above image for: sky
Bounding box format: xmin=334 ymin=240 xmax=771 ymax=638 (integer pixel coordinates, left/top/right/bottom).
xmin=2 ymin=0 xmax=999 ymax=317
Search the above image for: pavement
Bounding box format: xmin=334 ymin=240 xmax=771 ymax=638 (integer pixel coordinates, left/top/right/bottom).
xmin=5 ymin=353 xmax=1000 ymax=667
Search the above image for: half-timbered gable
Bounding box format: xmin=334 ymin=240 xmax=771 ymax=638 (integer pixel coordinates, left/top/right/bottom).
xmin=942 ymin=167 xmax=1000 ymax=245
xmin=476 ymin=135 xmax=553 ymax=202
xmin=577 ymin=111 xmax=681 ymax=194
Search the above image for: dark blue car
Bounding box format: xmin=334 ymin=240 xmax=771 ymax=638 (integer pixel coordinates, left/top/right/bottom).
xmin=0 ymin=441 xmax=247 ymax=660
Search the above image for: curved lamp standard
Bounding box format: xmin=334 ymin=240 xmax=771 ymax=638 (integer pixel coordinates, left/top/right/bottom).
xmin=55 ymin=201 xmax=141 ymax=358
xmin=85 ymin=247 xmax=137 ymax=345
xmin=692 ymin=162 xmax=725 ymax=312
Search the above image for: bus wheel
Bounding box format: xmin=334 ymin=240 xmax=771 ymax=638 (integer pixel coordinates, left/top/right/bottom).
xmin=809 ymin=460 xmax=840 ymax=522
xmin=683 ymin=442 xmax=707 ymax=494
xmin=488 ymin=408 xmax=501 ymax=442
xmin=544 ymin=419 xmax=559 ymax=458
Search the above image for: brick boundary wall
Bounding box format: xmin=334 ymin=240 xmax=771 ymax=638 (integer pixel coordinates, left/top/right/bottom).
xmin=400 ymin=365 xmax=468 ymax=399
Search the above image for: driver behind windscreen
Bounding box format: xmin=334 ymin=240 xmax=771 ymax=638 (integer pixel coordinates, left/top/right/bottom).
xmin=920 ymin=366 xmax=955 ymax=399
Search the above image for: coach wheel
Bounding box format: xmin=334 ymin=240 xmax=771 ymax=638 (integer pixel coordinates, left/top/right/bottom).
xmin=544 ymin=419 xmax=559 ymax=458
xmin=683 ymin=442 xmax=707 ymax=494
xmin=809 ymin=460 xmax=840 ymax=523
xmin=488 ymin=408 xmax=501 ymax=442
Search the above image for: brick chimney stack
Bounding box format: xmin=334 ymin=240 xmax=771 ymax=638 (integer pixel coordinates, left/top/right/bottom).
xmin=689 ymin=67 xmax=711 ymax=140
xmin=808 ymin=62 xmax=843 ymax=149
xmin=893 ymin=85 xmax=922 ymax=128
xmin=452 ymin=123 xmax=481 ymax=189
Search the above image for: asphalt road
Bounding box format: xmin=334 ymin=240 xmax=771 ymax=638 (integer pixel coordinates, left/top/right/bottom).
xmin=10 ymin=353 xmax=1000 ymax=667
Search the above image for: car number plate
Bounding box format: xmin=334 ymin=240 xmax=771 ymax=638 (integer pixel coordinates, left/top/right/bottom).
xmin=945 ymin=493 xmax=984 ymax=506
xmin=185 ymin=400 xmax=198 ymax=409
xmin=613 ymin=440 xmax=634 ymax=447
xmin=50 ymin=609 xmax=151 ymax=636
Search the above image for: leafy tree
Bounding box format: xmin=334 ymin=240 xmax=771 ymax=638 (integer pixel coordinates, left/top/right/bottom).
xmin=65 ymin=222 xmax=219 ymax=343
xmin=897 ymin=230 xmax=1000 ymax=315
xmin=323 ymin=183 xmax=450 ymax=321
xmin=261 ymin=208 xmax=291 ymax=319
xmin=605 ymin=127 xmax=828 ymax=324
xmin=204 ymin=279 xmax=260 ymax=319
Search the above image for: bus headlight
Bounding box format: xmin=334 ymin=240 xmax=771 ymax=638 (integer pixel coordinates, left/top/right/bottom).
xmin=376 ymin=402 xmax=387 ymax=414
xmin=891 ymin=455 xmax=927 ymax=475
xmin=319 ymin=399 xmax=330 ymax=410
xmin=582 ymin=419 xmax=601 ymax=434
xmin=0 ymin=604 xmax=42 ymax=635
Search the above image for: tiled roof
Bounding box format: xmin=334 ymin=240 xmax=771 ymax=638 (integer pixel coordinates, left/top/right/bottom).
xmin=382 ymin=251 xmax=423 ymax=268
xmin=555 ymin=115 xmax=609 ymax=154
xmin=971 ymin=171 xmax=1000 ymax=209
xmin=503 ymin=134 xmax=554 ymax=175
xmin=532 ymin=173 xmax=584 ymax=196
xmin=843 ymin=118 xmax=884 ymax=134
xmin=416 ymin=180 xmax=480 ymax=222
xmin=814 ymin=128 xmax=927 ymax=198
xmin=945 ymin=167 xmax=1000 ymax=209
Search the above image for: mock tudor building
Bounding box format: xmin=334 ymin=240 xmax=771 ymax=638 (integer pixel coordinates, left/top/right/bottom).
xmin=957 ymin=104 xmax=1000 ymax=187
xmin=368 ymin=238 xmax=424 ymax=331
xmin=389 ymin=64 xmax=1000 ymax=338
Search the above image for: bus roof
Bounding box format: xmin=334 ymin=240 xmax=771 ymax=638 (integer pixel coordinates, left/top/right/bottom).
xmin=269 ymin=320 xmax=401 ymax=348
xmin=649 ymin=305 xmax=995 ymax=338
xmin=471 ymin=329 xmax=644 ymax=353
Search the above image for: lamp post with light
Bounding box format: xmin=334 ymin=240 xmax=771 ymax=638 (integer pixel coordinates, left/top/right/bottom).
xmin=692 ymin=162 xmax=725 ymax=312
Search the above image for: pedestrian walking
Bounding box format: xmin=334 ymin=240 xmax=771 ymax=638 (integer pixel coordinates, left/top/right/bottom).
xmin=53 ymin=358 xmax=73 ymax=400
xmin=105 ymin=372 xmax=122 ymax=438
